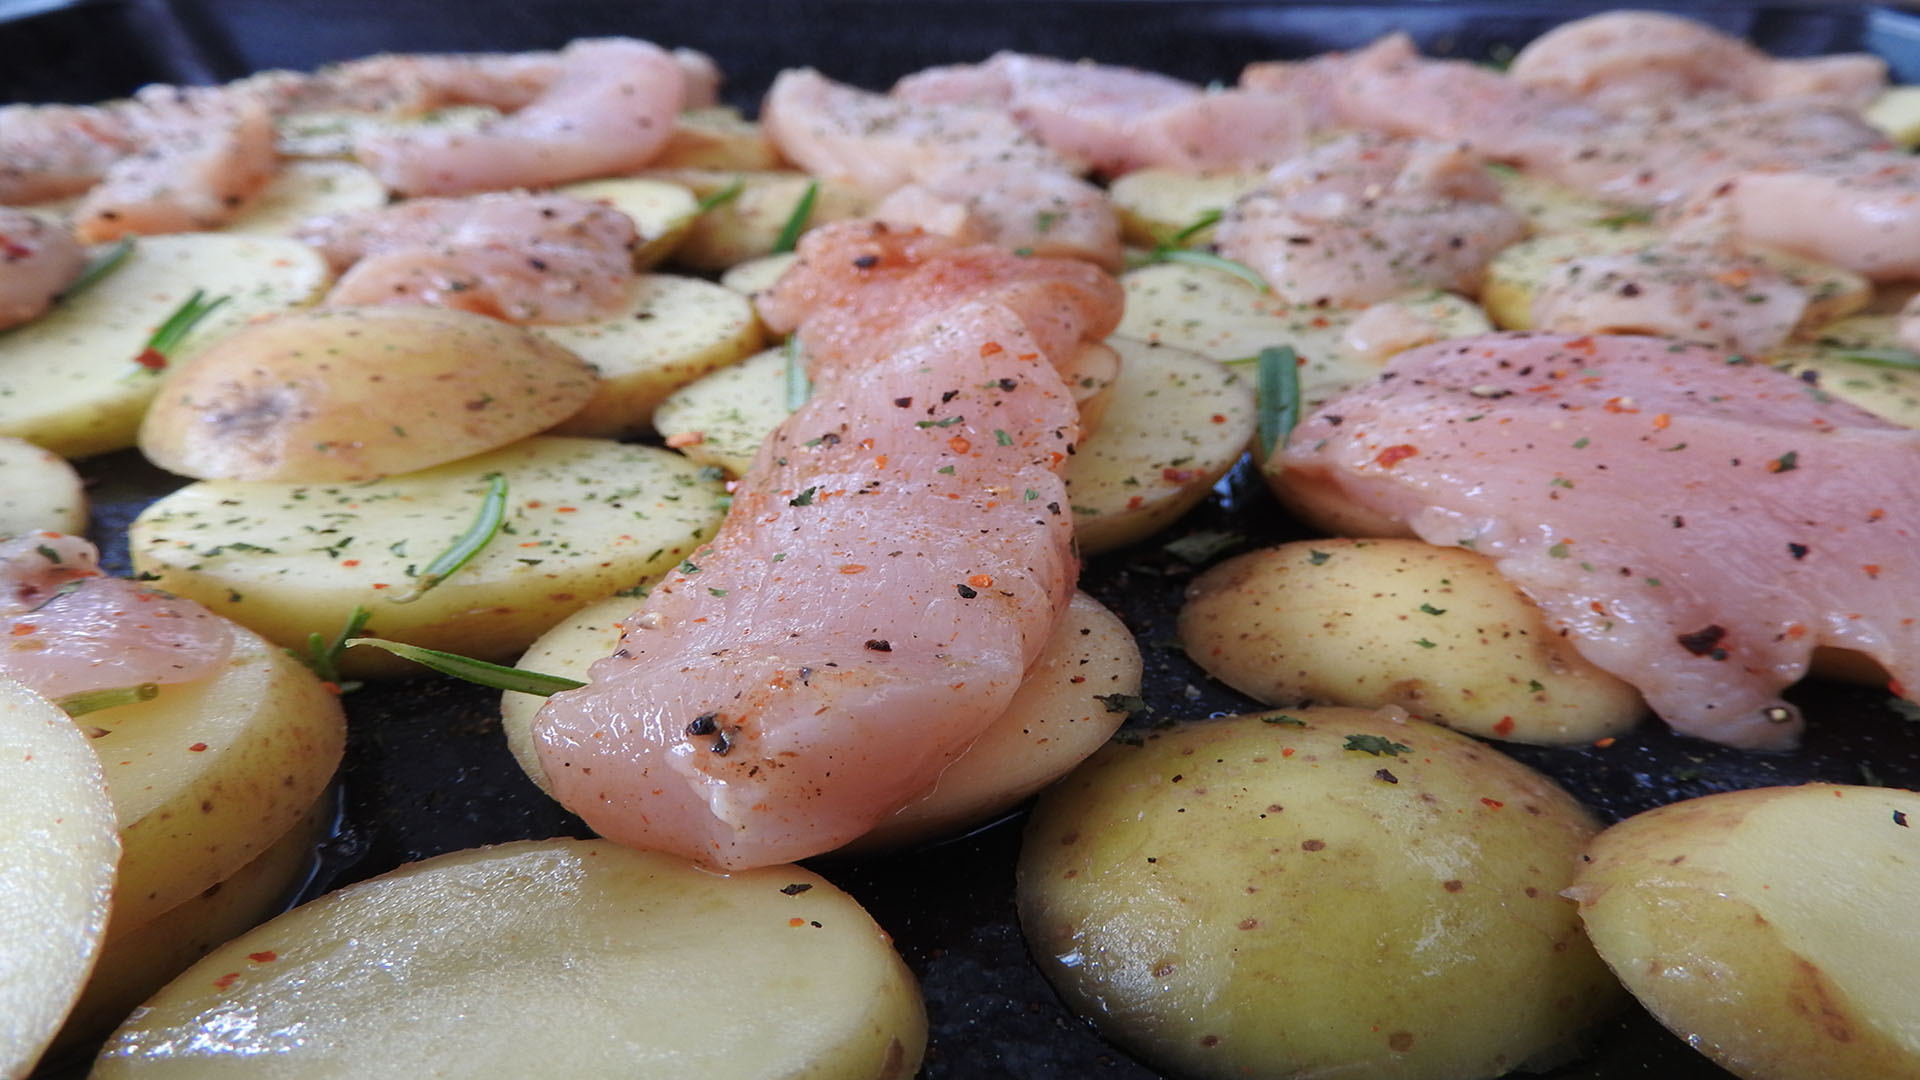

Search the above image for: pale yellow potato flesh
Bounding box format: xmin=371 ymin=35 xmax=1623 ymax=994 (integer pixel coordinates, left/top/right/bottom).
xmin=219 ymin=160 xmax=388 ymax=236
xmin=0 ymin=678 xmax=118 ymax=1080
xmin=273 ymin=105 xmax=497 ymax=159
xmin=0 ymin=435 xmax=87 ymax=535
xmin=540 ymin=273 xmax=764 ymax=438
xmin=1065 ymin=339 xmax=1255 ymax=555
xmin=1481 ymin=225 xmax=1872 ymax=334
xmin=92 ymin=624 xmax=344 ymax=935
xmin=139 ymin=305 xmax=598 ymax=483
xmin=1864 ymin=85 xmax=1920 ymax=148
xmin=1487 ymin=166 xmax=1640 ymax=235
xmin=1767 ymin=313 xmax=1920 ymax=429
xmin=129 ymin=436 xmax=728 ymax=677
xmin=1105 ymin=168 xmax=1264 ymax=247
xmin=719 ymin=251 xmax=801 ymax=298
xmin=651 ymin=344 xmax=787 ymax=475
xmin=1570 ymin=784 xmax=1920 ymax=1080
xmin=94 ymin=839 xmax=927 ymax=1080
xmin=654 ymin=107 xmax=785 ymax=170
xmin=0 ymin=234 xmax=329 ymax=459
xmin=551 ymin=176 xmax=699 ymax=269
xmin=1179 ymin=540 xmax=1645 ymax=745
xmin=55 ymin=801 xmax=326 ymax=1053
xmin=501 ymin=591 xmax=1141 ymax=852
xmin=642 ymin=168 xmax=871 ymax=272
xmin=1020 ymin=706 xmax=1625 ymax=1080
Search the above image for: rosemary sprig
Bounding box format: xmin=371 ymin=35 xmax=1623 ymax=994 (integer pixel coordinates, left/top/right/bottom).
xmin=57 ymin=683 xmax=159 ymax=717
xmin=343 ymin=638 xmax=586 ymax=696
xmin=387 ymin=473 xmax=507 ymax=603
xmin=297 ymin=604 xmax=373 ymax=688
xmin=1167 ymin=208 xmax=1223 ymax=246
xmin=1256 ymin=344 xmax=1302 ymax=459
xmin=130 ymin=289 xmax=230 ymax=374
xmin=58 ymin=238 xmax=134 ymax=303
xmin=772 ymin=180 xmax=819 ymax=254
xmin=784 ymin=335 xmax=811 ymax=412
xmin=1833 ymin=346 xmax=1920 ymax=371
xmin=695 ymin=179 xmax=746 ymax=214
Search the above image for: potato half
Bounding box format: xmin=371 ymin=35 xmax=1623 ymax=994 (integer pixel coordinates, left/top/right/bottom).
xmin=552 ymin=177 xmax=701 ymax=270
xmin=1106 ymin=168 xmax=1264 ymax=247
xmin=1571 ymin=785 xmax=1920 ymax=1080
xmin=94 ymin=839 xmax=927 ymax=1080
xmin=1179 ymin=540 xmax=1644 ymax=745
xmin=1020 ymin=707 xmax=1624 ymax=1080
xmin=642 ymin=168 xmax=871 ymax=272
xmin=130 ymin=437 xmax=728 ymax=677
xmin=0 ymin=678 xmax=118 ymax=1080
xmin=0 ymin=435 xmax=86 ymax=535
xmin=139 ymin=305 xmax=598 ymax=483
xmin=500 ymin=591 xmax=1142 ymax=852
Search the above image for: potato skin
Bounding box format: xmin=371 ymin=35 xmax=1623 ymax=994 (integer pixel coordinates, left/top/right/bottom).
xmin=1019 ymin=707 xmax=1624 ymax=1080
xmin=1180 ymin=539 xmax=1643 ymax=744
xmin=1571 ymin=785 xmax=1920 ymax=1080
xmin=139 ymin=305 xmax=598 ymax=482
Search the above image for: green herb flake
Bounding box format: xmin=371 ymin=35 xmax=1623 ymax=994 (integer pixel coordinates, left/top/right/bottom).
xmin=55 ymin=682 xmax=160 ymax=717
xmin=994 ymin=428 xmax=1013 ymax=446
xmin=1256 ymin=345 xmax=1302 ymax=459
xmin=1414 ymin=637 xmax=1437 ymax=649
xmin=1418 ymin=603 xmax=1446 ymax=615
xmin=1572 ymin=437 xmax=1590 ymax=449
xmin=789 ymin=486 xmax=818 ymax=507
xmin=1527 ymin=679 xmax=1546 ymax=694
xmin=1547 ymin=542 xmax=1571 ymax=558
xmin=1262 ymin=714 xmax=1306 ymax=726
xmin=772 ymin=180 xmax=819 ymax=254
xmin=1343 ymin=734 xmax=1412 ymax=756
xmin=1306 ymin=549 xmax=1332 ymax=566
xmin=1094 ymin=692 xmax=1152 ymax=718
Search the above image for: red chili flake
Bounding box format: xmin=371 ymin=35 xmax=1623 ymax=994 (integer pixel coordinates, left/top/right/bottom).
xmin=1892 ymin=678 xmax=1909 ymax=698
xmin=1863 ymin=564 xmax=1882 ymax=579
xmin=133 ymin=348 xmax=168 ymax=371
xmin=212 ymin=972 xmax=241 ymax=990
xmin=1210 ymin=413 xmax=1227 ymax=424
xmin=1652 ymin=413 xmax=1670 ymax=430
xmin=188 ymin=742 xmax=208 ymax=752
xmin=1766 ymin=450 xmax=1800 ymax=474
xmin=788 ymin=917 xmax=806 ymax=927
xmin=1601 ymin=396 xmax=1638 ymax=414
xmin=1280 ymin=747 xmax=1295 ymax=758
xmin=967 ymin=574 xmax=994 ymax=588
xmin=370 ymin=582 xmax=389 ymax=590
xmin=1492 ymin=716 xmax=1515 ymax=736
xmin=1372 ymin=444 xmax=1418 ymax=469
xmin=555 ymin=506 xmax=577 ymax=513
xmin=9 ymin=624 xmax=35 ymax=636
xmin=1593 ymin=737 xmax=1617 ymax=749
xmin=0 ymin=235 xmax=31 ymax=259
xmin=979 ymin=342 xmax=1004 ymax=357
xmin=839 ymin=564 xmax=867 ymax=574
xmin=341 ymin=559 xmax=360 ymax=567
xmin=1126 ymin=495 xmax=1145 ymax=510
xmin=947 ymin=435 xmax=971 ymax=454
xmin=1480 ymin=797 xmax=1505 ymax=809
xmin=1161 ymin=467 xmax=1195 ymax=484
xmin=873 ymin=454 xmax=888 ymax=468
xmin=247 ymin=951 xmax=278 ymax=963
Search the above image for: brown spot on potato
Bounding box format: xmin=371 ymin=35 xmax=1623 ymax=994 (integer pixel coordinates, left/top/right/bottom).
xmin=1301 ymin=839 xmax=1325 ymax=851
xmin=1387 ymin=1031 xmax=1415 ymax=1052
xmin=1199 ymin=1034 xmax=1221 ymax=1048
xmin=1237 ymin=918 xmax=1260 ymax=930
xmin=1442 ymin=879 xmax=1463 ymax=892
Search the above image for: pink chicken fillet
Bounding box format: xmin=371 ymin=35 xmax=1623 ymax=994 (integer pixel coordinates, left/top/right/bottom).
xmin=533 ymin=223 xmax=1123 ymax=869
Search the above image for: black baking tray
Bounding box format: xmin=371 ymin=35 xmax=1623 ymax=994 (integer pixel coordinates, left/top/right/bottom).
xmin=17 ymin=3 xmax=1920 ymax=1077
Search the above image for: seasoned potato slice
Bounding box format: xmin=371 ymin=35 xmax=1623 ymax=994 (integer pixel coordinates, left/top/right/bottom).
xmin=140 ymin=305 xmax=598 ymax=483
xmin=1767 ymin=314 xmax=1920 ymax=429
xmin=1106 ymin=167 xmax=1263 ymax=247
xmin=0 ymin=234 xmax=329 ymax=459
xmin=221 ymin=160 xmax=388 ymax=236
xmin=95 ymin=839 xmax=927 ymax=1079
xmin=1065 ymin=339 xmax=1255 ymax=555
xmin=1020 ymin=707 xmax=1624 ymax=1080
xmin=273 ymin=105 xmax=497 ymax=159
xmin=1488 ymin=166 xmax=1641 ymax=235
xmin=1481 ymin=226 xmax=1871 ymax=333
xmin=719 ymin=252 xmax=801 ymax=298
xmin=130 ymin=437 xmax=728 ymax=677
xmin=1864 ymin=85 xmax=1920 ymax=148
xmin=0 ymin=678 xmax=117 ymax=1080
xmin=655 ymin=107 xmax=784 ymax=170
xmin=552 ymin=176 xmax=700 ymax=269
xmin=1180 ymin=540 xmax=1644 ymax=744
xmin=540 ymin=274 xmax=764 ymax=438
xmin=92 ymin=623 xmax=344 ymax=934
xmin=502 ymin=591 xmax=1140 ymax=851
xmin=652 ymin=345 xmax=787 ymax=475
xmin=0 ymin=436 xmax=86 ymax=535
xmin=643 ymin=168 xmax=871 ymax=271
xmin=1571 ymin=785 xmax=1920 ymax=1080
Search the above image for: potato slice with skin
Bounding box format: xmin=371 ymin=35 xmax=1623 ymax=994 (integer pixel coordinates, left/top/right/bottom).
xmin=94 ymin=623 xmax=344 ymax=935
xmin=1106 ymin=168 xmax=1264 ymax=247
xmin=220 ymin=160 xmax=388 ymax=236
xmin=1020 ymin=706 xmax=1624 ymax=1080
xmin=719 ymin=251 xmax=801 ymax=298
xmin=0 ymin=678 xmax=117 ymax=1080
xmin=139 ymin=305 xmax=598 ymax=483
xmin=553 ymin=176 xmax=699 ymax=270
xmin=1767 ymin=313 xmax=1920 ymax=429
xmin=0 ymin=435 xmax=86 ymax=535
xmin=643 ymin=168 xmax=871 ymax=272
xmin=501 ymin=591 xmax=1141 ymax=852
xmin=1180 ymin=539 xmax=1644 ymax=745
xmin=0 ymin=234 xmax=329 ymax=459
xmin=1570 ymin=784 xmax=1920 ymax=1080
xmin=1481 ymin=225 xmax=1872 ymax=334
xmin=95 ymin=839 xmax=927 ymax=1080
xmin=130 ymin=436 xmax=728 ymax=678
xmin=539 ymin=274 xmax=764 ymax=438
xmin=1065 ymin=338 xmax=1255 ymax=555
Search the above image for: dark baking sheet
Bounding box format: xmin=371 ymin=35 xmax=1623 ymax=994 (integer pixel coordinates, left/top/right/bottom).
xmin=17 ymin=3 xmax=1920 ymax=1077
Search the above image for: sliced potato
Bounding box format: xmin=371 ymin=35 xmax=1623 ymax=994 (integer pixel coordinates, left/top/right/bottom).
xmin=1106 ymin=167 xmax=1263 ymax=247
xmin=274 ymin=105 xmax=498 ymax=159
xmin=1864 ymin=85 xmax=1920 ymax=148
xmin=0 ymin=234 xmax=329 ymax=459
xmin=719 ymin=252 xmax=801 ymax=298
xmin=1021 ymin=707 xmax=1624 ymax=1080
xmin=540 ymin=274 xmax=764 ymax=438
xmin=139 ymin=305 xmax=598 ymax=482
xmin=652 ymin=345 xmax=787 ymax=475
xmin=553 ymin=176 xmax=700 ymax=269
xmin=0 ymin=678 xmax=118 ymax=1080
xmin=502 ymin=591 xmax=1141 ymax=852
xmin=656 ymin=107 xmax=784 ymax=170
xmin=1489 ymin=166 xmax=1641 ymax=235
xmin=1767 ymin=314 xmax=1920 ymax=429
xmin=1481 ymin=226 xmax=1872 ymax=333
xmin=643 ymin=168 xmax=871 ymax=272
xmin=95 ymin=839 xmax=927 ymax=1079
xmin=1571 ymin=785 xmax=1920 ymax=1080
xmin=1065 ymin=339 xmax=1255 ymax=555
xmin=0 ymin=435 xmax=86 ymax=535
xmin=93 ymin=623 xmax=344 ymax=935
xmin=1180 ymin=540 xmax=1645 ymax=744
xmin=130 ymin=436 xmax=728 ymax=677
xmin=221 ymin=160 xmax=388 ymax=236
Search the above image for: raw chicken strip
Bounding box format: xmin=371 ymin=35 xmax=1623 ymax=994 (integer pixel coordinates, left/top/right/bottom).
xmin=1280 ymin=332 xmax=1919 ymax=749
xmin=1529 ymin=242 xmax=1808 ymax=355
xmin=1671 ymin=155 xmax=1920 ymax=282
xmin=0 ymin=209 xmax=85 ymax=331
xmin=0 ymin=103 xmax=136 ymax=204
xmin=533 ymin=223 xmax=1123 ymax=869
xmin=71 ymin=87 xmax=278 ymax=242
